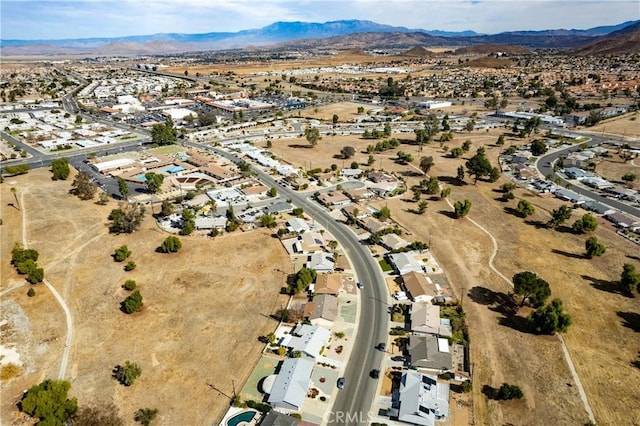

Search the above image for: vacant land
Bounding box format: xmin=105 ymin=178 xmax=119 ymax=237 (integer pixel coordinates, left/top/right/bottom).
xmin=586 ymin=112 xmax=640 ymax=141
xmin=1 ymin=169 xmax=290 ymax=424
xmin=269 ymin=119 xmax=640 ymax=425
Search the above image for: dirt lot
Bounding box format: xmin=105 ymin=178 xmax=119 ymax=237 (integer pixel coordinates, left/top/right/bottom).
xmin=1 ymin=169 xmax=290 ymax=424
xmin=584 ymin=112 xmax=640 ymax=141
xmin=595 ymin=150 xmax=640 ymax=191
xmin=270 ymin=124 xmax=640 ymax=425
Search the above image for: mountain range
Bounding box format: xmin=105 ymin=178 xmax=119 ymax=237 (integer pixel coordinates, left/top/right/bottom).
xmin=1 ymin=19 xmax=638 ymax=56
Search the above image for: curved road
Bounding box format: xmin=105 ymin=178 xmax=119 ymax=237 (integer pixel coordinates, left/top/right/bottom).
xmin=188 ymin=141 xmax=389 ymax=424
xmin=536 ymin=134 xmax=640 ymax=218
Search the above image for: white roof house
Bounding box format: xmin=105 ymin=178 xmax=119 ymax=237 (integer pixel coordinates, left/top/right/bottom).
xmin=396 ymin=371 xmax=450 ymax=426
xmin=280 ymin=324 xmax=331 ymax=359
xmin=389 ymin=252 xmax=425 ymax=275
xmin=91 ymin=158 xmax=136 ymax=173
xmin=306 ymin=252 xmax=335 ymax=273
xmin=267 ymin=357 xmax=314 ymax=411
xmin=287 ymin=217 xmax=311 ymax=234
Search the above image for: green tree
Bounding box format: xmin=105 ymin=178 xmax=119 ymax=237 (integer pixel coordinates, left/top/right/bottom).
xmin=288 ymin=267 xmax=317 ymax=294
xmin=4 ymin=164 xmax=30 ymax=176
xmin=585 ymin=236 xmax=606 ymax=259
xmin=259 ymin=214 xmax=277 ymax=228
xmin=20 ymin=379 xmax=78 ymax=424
xmin=419 ymin=156 xmax=434 ymax=174
xmin=440 ymin=188 xmax=451 ymax=199
xmin=548 ymin=205 xmax=572 ymax=228
xmin=530 ymin=139 xmax=548 ymax=156
xmin=496 ymin=134 xmax=505 ymax=146
xmin=151 ymin=117 xmax=177 ymax=145
xmin=159 ymin=236 xmax=182 ymax=253
xmin=488 ymin=166 xmax=501 ymax=182
xmin=465 ymin=148 xmax=493 ymax=184
xmin=305 ymin=127 xmax=322 ymax=147
xmin=454 ymin=200 xmax=472 ymax=218
xmin=462 ymin=140 xmax=472 ymax=152
xmin=512 ymin=271 xmax=551 ymax=308
xmin=383 ymin=122 xmax=392 ymax=137
xmin=572 ymin=213 xmax=598 ymax=233
xmin=417 ymin=200 xmax=428 ymax=215
xmin=117 ymin=177 xmax=130 ymax=199
xmin=124 ymin=261 xmax=136 ymax=271
xmin=108 ymin=204 xmax=146 ymax=234
xmin=332 ymin=114 xmax=339 ymax=125
xmin=27 ymin=287 xmax=36 ymax=297
xmin=620 ymin=263 xmax=640 ymax=294
xmin=179 ymin=209 xmax=195 ymax=235
xmin=11 ymin=244 xmax=39 ymax=265
xmin=122 ymin=279 xmax=137 ymax=291
xmin=51 ymin=158 xmax=70 ymax=180
xmin=340 ymin=146 xmax=356 ymax=159
xmin=134 ymin=408 xmax=159 ymax=426
xmin=457 ymin=165 xmax=465 ymax=181
xmin=292 ymin=207 xmax=304 ymax=218
xmin=496 ymin=383 xmax=524 ymax=400
xmin=144 ymin=172 xmax=164 ymax=194
xmin=75 ymin=114 xmax=83 ymax=124
xmin=516 ymin=199 xmax=535 ymax=217
xmin=113 ymin=361 xmax=142 ymax=386
xmin=450 ymin=147 xmax=464 ymax=158
xmin=122 ymin=291 xmax=143 ymax=314
xmin=424 ymin=176 xmax=440 ymax=194
xmin=267 ymin=187 xmax=278 ymax=197
xmin=113 ymin=245 xmax=132 ymax=262
xmin=528 ymin=298 xmax=572 ymax=334
xmin=621 ymin=173 xmax=636 ymax=183
xmin=71 ymin=171 xmax=97 ymax=200
xmin=377 ymin=206 xmax=391 ymax=220
xmin=395 ymin=151 xmax=413 ymax=164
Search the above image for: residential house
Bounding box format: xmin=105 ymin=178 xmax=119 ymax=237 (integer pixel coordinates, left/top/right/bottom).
xmin=606 ymin=212 xmax=640 ymax=229
xmin=306 ymin=294 xmax=338 ymax=328
xmin=280 ymin=324 xmax=331 ymax=359
xmin=582 ymin=177 xmax=614 ymax=190
xmin=393 ymin=371 xmax=450 ymax=426
xmin=410 ymin=303 xmax=452 ymax=337
xmin=314 ymin=273 xmax=344 ymax=295
xmin=317 ymin=191 xmax=351 ymax=208
xmin=297 ymin=231 xmax=325 ymax=253
xmin=389 ymin=252 xmax=425 ymax=275
xmin=564 ymin=167 xmax=589 ymax=179
xmin=264 ymin=201 xmax=293 ymax=215
xmin=553 ymin=188 xmax=588 ymax=204
xmin=306 ymin=252 xmax=335 ymax=273
xmin=381 ymin=233 xmax=411 ymax=251
xmin=260 ymin=410 xmax=299 ymax=426
xmin=360 ymin=216 xmax=390 ymax=234
xmin=341 ymin=168 xmax=363 ymax=179
xmin=267 ymin=357 xmax=314 ymax=411
xmin=344 ymin=187 xmax=374 ymax=202
xmin=194 ymin=216 xmax=227 ymax=230
xmin=407 ymin=334 xmax=452 ymax=372
xmin=402 ymin=272 xmax=436 ymax=303
xmin=368 ymin=171 xmax=396 ymax=183
xmin=287 ymin=218 xmax=311 ymax=234
xmin=342 ymin=204 xmax=369 ymax=220
xmin=582 ymin=201 xmax=616 ymax=215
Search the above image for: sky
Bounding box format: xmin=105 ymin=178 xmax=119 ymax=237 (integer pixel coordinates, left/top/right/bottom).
xmin=1 ymin=0 xmax=639 ymax=40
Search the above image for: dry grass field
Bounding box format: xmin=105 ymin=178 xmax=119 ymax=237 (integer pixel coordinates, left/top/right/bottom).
xmin=1 ymin=169 xmax=290 ymax=424
xmin=267 ymin=109 xmax=640 ymax=425
xmin=586 ymin=112 xmax=640 ymax=141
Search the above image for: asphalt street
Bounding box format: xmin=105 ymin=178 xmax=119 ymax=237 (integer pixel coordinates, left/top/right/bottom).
xmin=187 ymin=141 xmax=390 ymax=425
xmin=536 ymin=134 xmax=640 ymax=218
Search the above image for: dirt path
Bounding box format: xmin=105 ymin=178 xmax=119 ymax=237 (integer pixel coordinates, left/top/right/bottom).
xmin=19 ymin=189 xmax=74 ymax=380
xmin=445 ymin=197 xmax=596 ymax=424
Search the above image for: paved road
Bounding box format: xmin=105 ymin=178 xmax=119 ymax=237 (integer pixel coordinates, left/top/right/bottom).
xmin=537 ymin=134 xmax=640 ymax=218
xmin=187 ymin=141 xmax=389 ymax=424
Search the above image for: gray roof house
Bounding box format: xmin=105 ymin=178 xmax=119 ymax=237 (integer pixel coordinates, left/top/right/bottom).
xmin=411 ymin=303 xmax=451 ymax=337
xmin=394 ymin=371 xmax=450 ymax=426
xmin=308 ymin=294 xmax=338 ymax=327
xmin=260 ymin=410 xmax=299 ymax=426
xmin=407 ymin=334 xmax=452 ymax=372
xmin=267 ymin=357 xmax=314 ymax=411
xmin=582 ymin=201 xmax=616 ymax=215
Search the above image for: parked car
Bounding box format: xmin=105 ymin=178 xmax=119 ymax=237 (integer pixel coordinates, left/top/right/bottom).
xmin=370 ymin=369 xmax=380 ymax=379
xmin=357 ymin=282 xmax=364 ymax=289
xmin=337 ymin=377 xmax=346 ymax=389
xmin=377 ymin=342 xmax=386 ymax=351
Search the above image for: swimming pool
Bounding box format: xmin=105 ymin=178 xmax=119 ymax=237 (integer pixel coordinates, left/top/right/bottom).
xmin=226 ymin=410 xmax=256 ymax=426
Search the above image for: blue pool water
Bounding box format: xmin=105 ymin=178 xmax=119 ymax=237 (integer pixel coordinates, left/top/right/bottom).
xmin=227 ymin=411 xmax=256 ymax=426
